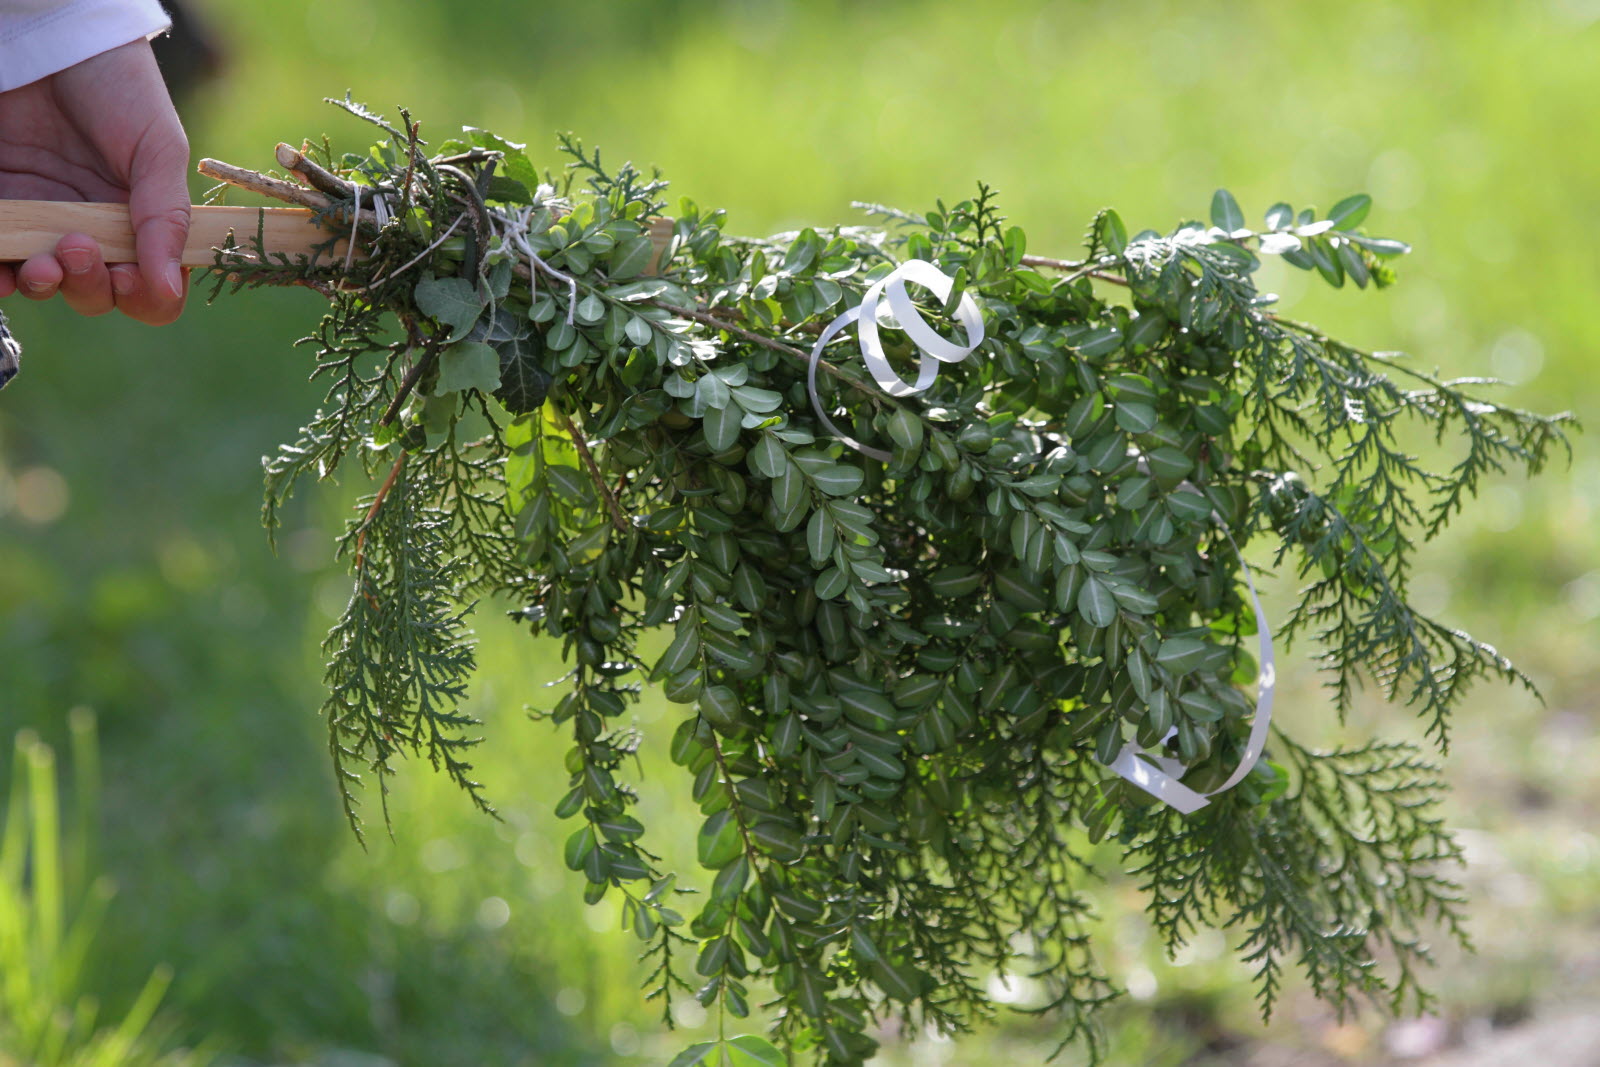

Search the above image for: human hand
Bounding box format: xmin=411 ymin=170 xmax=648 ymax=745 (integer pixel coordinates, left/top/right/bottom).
xmin=0 ymin=38 xmax=190 ymax=325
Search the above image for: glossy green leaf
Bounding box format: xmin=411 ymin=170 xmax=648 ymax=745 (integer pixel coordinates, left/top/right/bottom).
xmin=1078 ymin=575 xmax=1117 ymax=628
xmin=610 ymin=235 xmax=655 ymax=279
xmin=1210 ymin=188 xmax=1244 ymax=232
xmin=697 ymin=810 xmax=743 ymax=869
xmin=1156 ymin=635 xmax=1209 ymax=675
xmin=1327 ymin=193 xmax=1372 ymax=229
xmin=810 ymin=465 xmax=865 ymax=496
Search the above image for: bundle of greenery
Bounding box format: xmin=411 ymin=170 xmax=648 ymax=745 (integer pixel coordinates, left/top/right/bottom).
xmin=205 ymin=98 xmax=1571 ymax=1065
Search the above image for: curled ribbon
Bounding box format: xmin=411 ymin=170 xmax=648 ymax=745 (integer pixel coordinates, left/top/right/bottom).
xmin=1103 ymin=520 xmax=1276 ymax=813
xmin=808 ymin=260 xmax=985 ymax=462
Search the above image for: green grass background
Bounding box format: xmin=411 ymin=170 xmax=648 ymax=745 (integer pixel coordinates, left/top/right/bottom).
xmin=1 ymin=0 xmax=1595 ymax=1063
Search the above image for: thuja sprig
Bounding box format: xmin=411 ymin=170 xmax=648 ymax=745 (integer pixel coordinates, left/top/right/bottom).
xmin=202 ymin=100 xmax=1574 ymax=1066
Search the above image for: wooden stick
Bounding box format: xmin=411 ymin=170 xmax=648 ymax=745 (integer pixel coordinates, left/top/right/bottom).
xmin=646 ymin=216 xmax=674 ymax=274
xmin=3 ymin=152 xmax=672 ymax=273
xmin=0 ymin=199 xmax=346 ymax=268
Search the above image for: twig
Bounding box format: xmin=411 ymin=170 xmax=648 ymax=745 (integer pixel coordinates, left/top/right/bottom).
xmin=1019 ymin=254 xmax=1086 ymax=271
xmin=553 ymin=407 xmax=629 ymax=533
xmin=431 ymin=148 xmax=501 ymax=168
xmin=277 ymin=142 xmax=354 ymax=200
xmin=196 ymin=158 xmax=333 ymax=212
xmin=354 ymin=451 xmax=408 ymax=591
xmin=398 ymin=120 xmax=423 ymax=214
xmin=378 ymin=338 xmax=445 ymax=428
xmin=650 ymin=300 xmax=890 ymax=405
xmin=1020 ymin=254 xmax=1130 ymax=287
xmin=358 ymin=215 xmax=464 ymax=293
xmin=436 ymin=164 xmax=492 ymax=273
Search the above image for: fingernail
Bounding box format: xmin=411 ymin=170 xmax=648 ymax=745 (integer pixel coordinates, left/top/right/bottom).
xmin=164 ymin=261 xmax=183 ymax=299
xmin=111 ymin=269 xmax=137 ymax=296
xmin=61 ymin=249 xmax=92 ymax=274
xmin=24 ymin=279 xmax=52 ymax=294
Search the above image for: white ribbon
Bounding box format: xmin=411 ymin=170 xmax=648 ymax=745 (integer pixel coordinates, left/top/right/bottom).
xmin=1104 ymin=521 xmax=1276 ymax=814
xmin=807 ymin=260 xmax=985 ymax=462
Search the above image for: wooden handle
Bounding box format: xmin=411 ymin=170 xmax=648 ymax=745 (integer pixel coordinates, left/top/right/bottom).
xmin=1 ymin=198 xmax=677 ymax=273
xmin=0 ymin=200 xmax=346 ymax=267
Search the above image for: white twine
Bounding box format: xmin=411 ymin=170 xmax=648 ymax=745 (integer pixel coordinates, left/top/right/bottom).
xmin=807 ymin=260 xmax=985 ymax=462
xmin=504 ymin=205 xmax=579 ymax=326
xmin=343 ymin=189 xmax=394 ymax=274
xmin=342 ymin=193 xmax=361 ymax=273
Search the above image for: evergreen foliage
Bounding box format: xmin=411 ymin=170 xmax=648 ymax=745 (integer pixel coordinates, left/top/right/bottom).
xmin=211 ymin=100 xmax=1573 ymax=1064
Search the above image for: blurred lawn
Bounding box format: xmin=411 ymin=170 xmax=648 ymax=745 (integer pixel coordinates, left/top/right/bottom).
xmin=1 ymin=0 xmax=1596 ymax=1063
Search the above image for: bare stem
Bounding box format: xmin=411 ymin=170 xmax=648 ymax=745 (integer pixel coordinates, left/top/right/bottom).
xmin=553 ymin=407 xmax=630 ymax=533
xmin=649 ymin=300 xmax=892 ymax=409
xmin=378 ymin=338 xmax=444 ymax=428
xmin=1020 ymin=254 xmax=1130 ymax=287
xmin=277 ymin=143 xmax=355 ymax=200
xmin=354 ymin=452 xmax=408 ymax=588
xmin=197 ymin=158 xmax=333 ymax=212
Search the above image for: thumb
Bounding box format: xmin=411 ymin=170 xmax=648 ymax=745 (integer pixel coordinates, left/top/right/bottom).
xmin=127 ymin=109 xmax=192 ymax=305
xmin=51 ymin=39 xmax=192 ymax=324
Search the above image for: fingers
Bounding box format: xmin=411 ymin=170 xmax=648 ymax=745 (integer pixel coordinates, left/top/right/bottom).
xmin=14 ymin=252 xmax=63 ymax=301
xmin=107 ymin=257 xmax=186 ymax=325
xmin=54 ymin=235 xmax=115 ymax=317
xmin=119 ymin=50 xmax=191 ymax=325
xmin=52 ymin=39 xmax=192 ymax=326
xmin=0 ymin=237 xmax=171 ymax=320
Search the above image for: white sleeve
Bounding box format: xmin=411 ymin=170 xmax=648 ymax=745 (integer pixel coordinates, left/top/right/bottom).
xmin=0 ymin=0 xmax=171 ymax=92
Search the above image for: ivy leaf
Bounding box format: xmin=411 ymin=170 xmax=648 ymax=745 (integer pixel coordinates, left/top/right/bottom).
xmin=492 ymin=332 xmax=550 ymax=413
xmin=414 ymin=276 xmax=486 ymax=342
xmin=434 ymin=341 xmax=502 ymax=396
